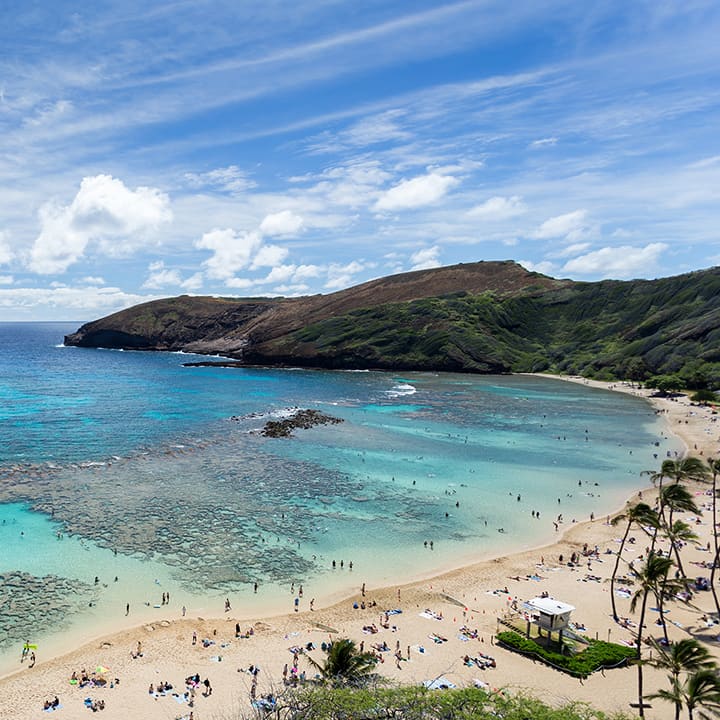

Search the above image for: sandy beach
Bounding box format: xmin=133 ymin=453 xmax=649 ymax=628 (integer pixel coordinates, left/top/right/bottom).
xmin=2 ymin=377 xmax=720 ymax=720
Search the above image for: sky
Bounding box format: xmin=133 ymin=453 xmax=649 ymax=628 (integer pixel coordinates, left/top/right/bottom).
xmin=1 ymin=1 xmax=719 ymax=321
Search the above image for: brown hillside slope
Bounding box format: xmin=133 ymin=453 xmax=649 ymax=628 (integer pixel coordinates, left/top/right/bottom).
xmin=65 ymin=261 xmax=562 ymax=357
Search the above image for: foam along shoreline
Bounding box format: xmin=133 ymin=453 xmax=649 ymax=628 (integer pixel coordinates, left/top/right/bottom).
xmin=1 ymin=378 xmax=719 ymax=720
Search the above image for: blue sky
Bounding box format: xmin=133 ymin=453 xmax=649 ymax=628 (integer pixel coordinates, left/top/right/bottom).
xmin=1 ymin=1 xmax=719 ymax=320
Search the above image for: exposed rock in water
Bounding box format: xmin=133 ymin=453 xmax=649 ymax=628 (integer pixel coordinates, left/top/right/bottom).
xmin=261 ymin=409 xmax=343 ymax=438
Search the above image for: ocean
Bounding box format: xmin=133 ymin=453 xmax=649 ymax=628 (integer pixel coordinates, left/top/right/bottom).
xmin=0 ymin=322 xmax=679 ymax=675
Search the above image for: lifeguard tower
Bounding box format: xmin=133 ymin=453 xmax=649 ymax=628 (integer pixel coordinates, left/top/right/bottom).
xmin=524 ymin=596 xmax=575 ymax=645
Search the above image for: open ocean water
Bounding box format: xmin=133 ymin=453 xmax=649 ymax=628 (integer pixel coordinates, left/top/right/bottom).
xmin=0 ymin=322 xmax=680 ymax=674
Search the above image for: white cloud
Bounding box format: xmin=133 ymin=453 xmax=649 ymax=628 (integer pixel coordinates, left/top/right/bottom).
xmin=374 ymin=172 xmax=458 ymax=211
xmin=80 ymin=276 xmax=105 ymax=285
xmin=259 ymin=210 xmax=304 ymax=236
xmin=251 ymin=244 xmax=289 ymax=268
xmin=195 ymin=228 xmax=263 ymax=280
xmin=142 ymin=260 xmax=183 ymax=289
xmin=468 ymin=195 xmax=526 ymax=221
xmin=562 ymin=243 xmax=668 ymax=278
xmin=533 ymin=209 xmax=588 ymax=241
xmin=0 ymin=285 xmax=161 ymax=321
xmin=343 ymin=110 xmax=410 ymax=147
xmin=0 ymin=275 xmax=13 ymax=285
xmin=409 ymin=245 xmax=441 ymax=270
xmin=529 ymin=137 xmax=558 ymax=148
xmin=183 ymin=165 xmax=256 ymax=193
xmin=325 ymin=260 xmax=366 ymax=290
xmin=181 ymin=272 xmax=204 ymax=291
xmin=263 ymin=264 xmax=298 ymax=284
xmin=224 ymin=277 xmax=259 ymax=289
xmin=549 ymin=242 xmax=591 ymax=258
xmin=293 ymin=264 xmax=322 ymax=280
xmin=687 ymin=155 xmax=720 ymax=169
xmin=29 ymin=175 xmax=172 ymax=274
xmin=518 ymin=259 xmax=557 ymax=276
xmin=272 ymin=283 xmax=309 ymax=294
xmin=0 ymin=232 xmax=13 ymax=265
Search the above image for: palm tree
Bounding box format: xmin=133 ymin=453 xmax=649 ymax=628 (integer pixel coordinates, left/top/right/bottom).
xmin=610 ymin=503 xmax=657 ymax=622
xmin=682 ymin=670 xmax=720 ymax=720
xmin=665 ymin=520 xmax=700 ymax=587
xmin=306 ymin=638 xmax=378 ymax=687
xmin=651 ymin=458 xmax=711 ymax=487
xmin=708 ymin=458 xmax=720 ymax=618
xmin=646 ymin=638 xmax=717 ymax=720
xmin=630 ymin=553 xmax=675 ymax=717
xmin=659 ymin=483 xmax=700 ymax=529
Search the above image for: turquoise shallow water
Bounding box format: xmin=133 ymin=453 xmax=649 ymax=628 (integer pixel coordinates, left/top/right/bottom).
xmin=0 ymin=323 xmax=680 ymax=675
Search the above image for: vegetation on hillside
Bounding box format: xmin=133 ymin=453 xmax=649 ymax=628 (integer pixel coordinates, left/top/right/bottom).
xmin=65 ymin=263 xmax=720 ymax=386
xmin=223 ymin=684 xmax=631 ymax=720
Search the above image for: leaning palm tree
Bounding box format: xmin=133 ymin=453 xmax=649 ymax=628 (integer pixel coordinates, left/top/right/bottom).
xmin=306 ymin=638 xmax=379 ymax=687
xmin=611 ymin=503 xmax=657 ymax=622
xmin=630 ymin=553 xmax=675 ymax=717
xmin=646 ymin=638 xmax=717 ymax=720
xmin=659 ymin=483 xmax=700 ymax=528
xmin=653 ymin=458 xmax=711 ymax=487
xmin=707 ymin=458 xmax=720 ymax=618
xmin=665 ymin=520 xmax=700 ymax=587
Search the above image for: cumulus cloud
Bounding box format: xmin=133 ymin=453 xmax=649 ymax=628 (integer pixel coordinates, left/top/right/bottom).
xmin=80 ymin=276 xmax=105 ymax=285
xmin=29 ymin=175 xmax=172 ymax=274
xmin=533 ymin=209 xmax=588 ymax=241
xmin=142 ymin=260 xmax=183 ymax=289
xmin=409 ymin=245 xmax=442 ymax=270
xmin=374 ymin=172 xmax=458 ymax=212
xmin=251 ymin=244 xmax=289 ymax=268
xmin=562 ymin=243 xmax=668 ymax=278
xmin=259 ymin=210 xmax=304 ymax=236
xmin=468 ymin=195 xmax=526 ymax=221
xmin=263 ymin=264 xmax=298 ymax=284
xmin=195 ymin=228 xmax=263 ymax=280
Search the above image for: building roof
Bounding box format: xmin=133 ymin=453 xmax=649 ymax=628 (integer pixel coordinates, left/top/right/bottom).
xmin=525 ymin=597 xmax=575 ymax=615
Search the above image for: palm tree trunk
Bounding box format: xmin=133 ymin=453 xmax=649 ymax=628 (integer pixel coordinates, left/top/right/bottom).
xmin=636 ymin=588 xmax=652 ymax=717
xmin=611 ymin=522 xmax=632 ymax=622
xmin=657 ymin=591 xmax=670 ymax=645
xmin=711 ymin=470 xmax=720 ymax=618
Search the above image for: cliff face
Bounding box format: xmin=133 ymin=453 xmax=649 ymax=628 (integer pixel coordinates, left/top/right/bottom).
xmin=64 ymin=261 xmax=720 ymax=381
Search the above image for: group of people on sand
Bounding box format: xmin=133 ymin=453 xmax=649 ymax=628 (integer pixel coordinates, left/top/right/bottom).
xmin=42 ymin=696 xmax=60 ymax=711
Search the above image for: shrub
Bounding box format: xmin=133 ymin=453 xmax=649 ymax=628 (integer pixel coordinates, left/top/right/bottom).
xmin=496 ymin=631 xmax=635 ymax=678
